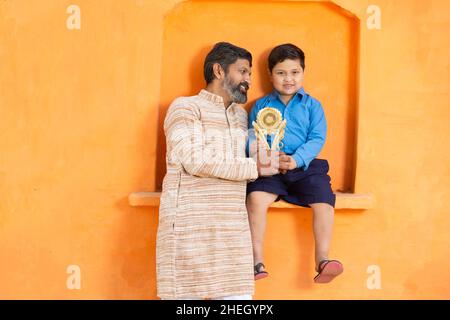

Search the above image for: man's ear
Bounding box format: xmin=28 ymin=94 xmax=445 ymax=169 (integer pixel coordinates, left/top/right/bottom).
xmin=213 ymin=63 xmax=224 ymax=80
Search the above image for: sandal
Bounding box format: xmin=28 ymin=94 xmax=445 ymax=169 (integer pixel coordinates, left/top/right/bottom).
xmin=313 ymin=259 xmax=343 ymax=283
xmin=254 ymin=262 xmax=269 ymax=280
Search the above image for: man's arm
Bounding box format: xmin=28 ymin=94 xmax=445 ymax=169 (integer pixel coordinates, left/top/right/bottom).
xmin=165 ymin=103 xmax=259 ymax=181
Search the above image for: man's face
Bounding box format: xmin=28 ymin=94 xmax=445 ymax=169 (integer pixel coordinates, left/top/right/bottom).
xmin=222 ymin=58 xmax=252 ymax=104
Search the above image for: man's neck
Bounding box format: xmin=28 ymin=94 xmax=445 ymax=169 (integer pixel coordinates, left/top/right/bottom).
xmin=205 ymin=84 xmax=232 ymax=108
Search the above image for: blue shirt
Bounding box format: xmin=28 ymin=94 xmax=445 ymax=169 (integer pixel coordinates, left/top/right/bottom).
xmin=248 ymin=88 xmax=327 ymax=170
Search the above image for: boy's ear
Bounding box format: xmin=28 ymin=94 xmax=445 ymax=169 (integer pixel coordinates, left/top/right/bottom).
xmin=213 ymin=63 xmax=224 ymax=80
xmin=267 ymin=68 xmax=273 ymax=83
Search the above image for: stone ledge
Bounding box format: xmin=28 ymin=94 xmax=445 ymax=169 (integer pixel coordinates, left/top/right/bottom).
xmin=128 ymin=191 xmax=373 ymax=210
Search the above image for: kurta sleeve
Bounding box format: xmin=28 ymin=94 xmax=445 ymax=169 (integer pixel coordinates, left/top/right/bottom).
xmin=164 ymin=103 xmax=258 ymax=181
xmin=246 ymin=100 xmax=259 ymax=157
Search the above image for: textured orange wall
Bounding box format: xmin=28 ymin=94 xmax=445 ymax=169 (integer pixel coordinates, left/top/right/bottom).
xmin=0 ymin=0 xmax=449 ymax=299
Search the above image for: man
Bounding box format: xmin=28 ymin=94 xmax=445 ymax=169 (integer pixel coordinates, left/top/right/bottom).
xmin=156 ymin=42 xmax=278 ymax=300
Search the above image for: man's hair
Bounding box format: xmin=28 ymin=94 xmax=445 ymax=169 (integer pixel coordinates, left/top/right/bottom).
xmin=204 ymin=42 xmax=252 ymax=84
xmin=268 ymin=43 xmax=305 ymax=72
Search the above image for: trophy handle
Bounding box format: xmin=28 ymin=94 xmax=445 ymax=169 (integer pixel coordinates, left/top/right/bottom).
xmin=253 ymin=121 xmax=270 ymax=150
xmin=271 ymin=120 xmax=286 ymax=151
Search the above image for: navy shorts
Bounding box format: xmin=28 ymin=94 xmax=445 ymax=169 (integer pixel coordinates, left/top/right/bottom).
xmin=247 ymin=159 xmax=336 ymax=208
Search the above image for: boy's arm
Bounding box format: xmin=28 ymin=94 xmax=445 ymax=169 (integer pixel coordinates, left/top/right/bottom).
xmin=291 ymin=103 xmax=327 ymax=170
xmin=246 ymin=101 xmax=260 ymax=157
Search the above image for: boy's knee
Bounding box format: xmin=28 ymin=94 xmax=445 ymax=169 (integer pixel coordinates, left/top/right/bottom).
xmin=311 ymin=202 xmax=334 ymax=213
xmin=247 ymin=191 xmax=277 ymax=210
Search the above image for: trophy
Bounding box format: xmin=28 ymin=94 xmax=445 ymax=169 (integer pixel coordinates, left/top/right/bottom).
xmin=252 ymin=107 xmax=286 ymax=151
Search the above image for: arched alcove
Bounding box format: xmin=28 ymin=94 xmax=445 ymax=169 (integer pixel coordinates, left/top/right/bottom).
xmin=155 ymin=0 xmax=360 ymax=193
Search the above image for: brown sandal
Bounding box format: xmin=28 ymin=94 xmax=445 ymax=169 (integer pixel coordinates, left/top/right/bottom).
xmin=254 ymin=262 xmax=269 ymax=280
xmin=313 ymin=260 xmax=343 ymax=283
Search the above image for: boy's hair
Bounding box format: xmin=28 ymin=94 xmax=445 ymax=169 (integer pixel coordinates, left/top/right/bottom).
xmin=268 ymin=43 xmax=305 ymax=72
xmin=204 ymin=42 xmax=252 ymax=84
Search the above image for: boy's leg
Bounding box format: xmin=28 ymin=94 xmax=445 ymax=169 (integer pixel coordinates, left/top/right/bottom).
xmin=280 ymin=159 xmax=341 ymax=282
xmin=310 ymin=203 xmax=334 ymax=271
xmin=246 ymin=191 xmax=278 ymax=269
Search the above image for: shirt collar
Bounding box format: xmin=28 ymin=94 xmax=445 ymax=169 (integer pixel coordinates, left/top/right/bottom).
xmin=269 ymin=87 xmax=305 ymax=102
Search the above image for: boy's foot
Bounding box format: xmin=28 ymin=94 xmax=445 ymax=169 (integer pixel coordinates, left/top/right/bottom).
xmin=254 ymin=262 xmax=269 ymax=280
xmin=313 ymin=260 xmax=343 ymax=284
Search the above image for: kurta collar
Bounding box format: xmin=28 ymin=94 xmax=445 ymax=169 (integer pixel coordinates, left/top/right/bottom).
xmin=199 ymin=89 xmax=237 ymax=108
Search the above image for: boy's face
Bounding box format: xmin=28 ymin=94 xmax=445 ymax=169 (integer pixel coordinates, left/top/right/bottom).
xmin=270 ymin=59 xmax=304 ymax=97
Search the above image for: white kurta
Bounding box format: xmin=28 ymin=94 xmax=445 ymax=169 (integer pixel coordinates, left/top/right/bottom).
xmin=156 ymin=90 xmax=258 ymax=299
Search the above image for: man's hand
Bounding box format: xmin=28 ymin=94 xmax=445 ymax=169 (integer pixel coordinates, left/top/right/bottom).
xmin=252 ymin=142 xmax=280 ymax=177
xmin=279 ymin=154 xmax=297 ymax=174
xmin=257 ymin=150 xmax=280 ymax=176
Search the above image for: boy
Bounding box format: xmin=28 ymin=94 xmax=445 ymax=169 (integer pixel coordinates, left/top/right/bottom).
xmin=247 ymin=44 xmax=343 ymax=283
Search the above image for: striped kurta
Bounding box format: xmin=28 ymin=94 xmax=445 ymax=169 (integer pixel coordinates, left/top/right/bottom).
xmin=156 ymin=89 xmax=258 ymax=299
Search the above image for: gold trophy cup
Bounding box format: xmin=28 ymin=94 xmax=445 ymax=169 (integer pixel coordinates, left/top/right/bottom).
xmin=252 ymin=107 xmax=286 ymax=151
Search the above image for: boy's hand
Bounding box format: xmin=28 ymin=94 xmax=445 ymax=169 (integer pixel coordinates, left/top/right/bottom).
xmin=278 ymin=151 xmax=287 ymax=174
xmin=279 ymin=154 xmax=297 ymax=174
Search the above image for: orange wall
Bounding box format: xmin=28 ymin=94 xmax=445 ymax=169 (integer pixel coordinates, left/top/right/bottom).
xmin=0 ymin=0 xmax=449 ymax=299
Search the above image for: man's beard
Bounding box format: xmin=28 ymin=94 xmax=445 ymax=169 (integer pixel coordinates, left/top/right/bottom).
xmin=222 ymin=76 xmax=249 ymax=104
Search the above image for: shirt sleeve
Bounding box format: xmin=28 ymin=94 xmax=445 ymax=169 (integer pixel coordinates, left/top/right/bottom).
xmin=291 ymin=102 xmax=327 ymax=170
xmin=164 ymin=103 xmax=258 ymax=181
